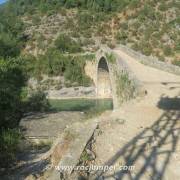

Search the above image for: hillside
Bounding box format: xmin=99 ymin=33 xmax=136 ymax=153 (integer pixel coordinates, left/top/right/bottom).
xmin=1 ymin=0 xmax=178 ymax=65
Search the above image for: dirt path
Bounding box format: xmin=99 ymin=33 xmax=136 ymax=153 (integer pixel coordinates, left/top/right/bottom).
xmin=91 ymin=48 xmax=180 ymax=179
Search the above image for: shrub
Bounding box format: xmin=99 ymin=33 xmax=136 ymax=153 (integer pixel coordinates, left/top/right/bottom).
xmin=120 ymin=22 xmax=128 ymax=30
xmin=0 ymin=128 xmax=21 ymax=168
xmin=41 ymin=49 xmax=68 ymax=76
xmin=82 ymin=38 xmax=95 ymax=46
xmin=31 ymin=49 xmax=92 ymax=87
xmin=107 ymin=41 xmax=116 ymax=49
xmin=59 ymin=8 xmax=67 ymax=16
xmin=158 ymin=55 xmax=165 ymax=62
xmin=71 ymin=31 xmax=80 ymax=38
xmin=77 ymin=12 xmax=94 ymax=30
xmin=175 ymin=42 xmax=180 ymax=52
xmin=32 ymin=50 xmax=67 ymax=78
xmin=55 ymin=34 xmax=82 ymax=53
xmin=64 ymin=17 xmax=75 ymax=30
xmin=142 ymin=4 xmax=155 ymax=20
xmin=131 ymin=20 xmax=141 ymax=30
xmin=25 ymin=90 xmax=50 ymax=112
xmin=131 ymin=43 xmax=140 ymax=51
xmin=172 ymin=59 xmax=180 ymax=67
xmin=21 ymin=55 xmax=37 ymax=77
xmin=139 ymin=40 xmax=152 ymax=56
xmin=32 ymin=15 xmax=41 ymax=25
xmin=142 ymin=46 xmax=152 ymax=56
xmin=116 ymin=71 xmax=135 ymax=104
xmin=144 ymin=26 xmax=155 ymax=40
xmin=64 ymin=58 xmax=91 ymax=87
xmin=0 ymin=33 xmax=20 ymax=58
xmin=129 ymin=0 xmax=140 ymax=9
xmin=115 ymin=31 xmax=128 ymax=43
xmin=163 ymin=45 xmax=173 ymax=56
xmin=106 ymin=53 xmax=116 ymax=64
xmin=158 ymin=3 xmax=168 ymax=11
xmin=138 ymin=12 xmax=146 ymax=22
xmin=156 ymin=12 xmax=163 ymax=21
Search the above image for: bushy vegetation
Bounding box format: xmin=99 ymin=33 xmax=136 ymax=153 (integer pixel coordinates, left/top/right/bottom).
xmin=25 ymin=49 xmax=92 ymax=86
xmin=105 ymin=52 xmax=116 ymax=64
xmin=0 ymin=2 xmax=50 ymax=168
xmin=55 ymin=34 xmax=82 ymax=53
xmin=116 ymin=71 xmax=135 ymax=104
xmin=0 ymin=33 xmax=21 ymax=58
xmin=0 ymin=58 xmax=26 ymax=167
xmin=0 ymin=6 xmax=25 ymax=58
xmin=0 ymin=129 xmax=21 ymax=168
xmin=0 ymin=58 xmax=27 ymax=129
xmin=0 ymin=57 xmax=50 ymax=168
xmin=172 ymin=59 xmax=180 ymax=67
xmin=0 ymin=4 xmax=27 ymax=166
xmin=24 ymin=90 xmax=50 ymax=112
xmin=7 ymin=0 xmax=131 ymax=15
xmin=113 ymin=0 xmax=180 ymax=63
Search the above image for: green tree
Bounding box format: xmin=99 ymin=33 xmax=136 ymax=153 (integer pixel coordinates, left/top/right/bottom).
xmin=0 ymin=33 xmax=20 ymax=58
xmin=0 ymin=58 xmax=26 ymax=129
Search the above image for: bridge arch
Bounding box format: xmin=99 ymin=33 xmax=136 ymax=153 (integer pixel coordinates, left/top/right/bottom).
xmin=96 ymin=57 xmax=112 ymax=98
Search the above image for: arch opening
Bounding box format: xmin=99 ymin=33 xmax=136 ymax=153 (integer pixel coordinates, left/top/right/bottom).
xmin=97 ymin=57 xmax=112 ymax=98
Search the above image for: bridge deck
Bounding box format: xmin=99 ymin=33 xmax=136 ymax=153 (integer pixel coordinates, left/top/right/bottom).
xmin=114 ymin=48 xmax=180 ymax=84
xmin=91 ymin=48 xmax=180 ymax=179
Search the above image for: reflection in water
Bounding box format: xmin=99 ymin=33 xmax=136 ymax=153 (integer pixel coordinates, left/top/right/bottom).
xmin=49 ymin=98 xmax=113 ymax=112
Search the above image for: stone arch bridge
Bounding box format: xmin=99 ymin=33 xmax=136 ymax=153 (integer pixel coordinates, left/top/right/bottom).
xmin=85 ymin=46 xmax=142 ymax=109
xmin=85 ymin=45 xmax=180 ymax=109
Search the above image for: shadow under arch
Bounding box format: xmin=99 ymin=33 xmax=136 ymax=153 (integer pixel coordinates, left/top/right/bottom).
xmin=97 ymin=57 xmax=112 ymax=98
xmin=98 ymin=57 xmax=110 ymax=72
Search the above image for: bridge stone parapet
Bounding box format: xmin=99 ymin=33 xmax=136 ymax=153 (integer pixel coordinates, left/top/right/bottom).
xmin=117 ymin=44 xmax=180 ymax=75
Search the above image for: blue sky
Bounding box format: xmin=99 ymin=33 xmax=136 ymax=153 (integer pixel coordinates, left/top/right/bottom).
xmin=0 ymin=0 xmax=7 ymax=5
